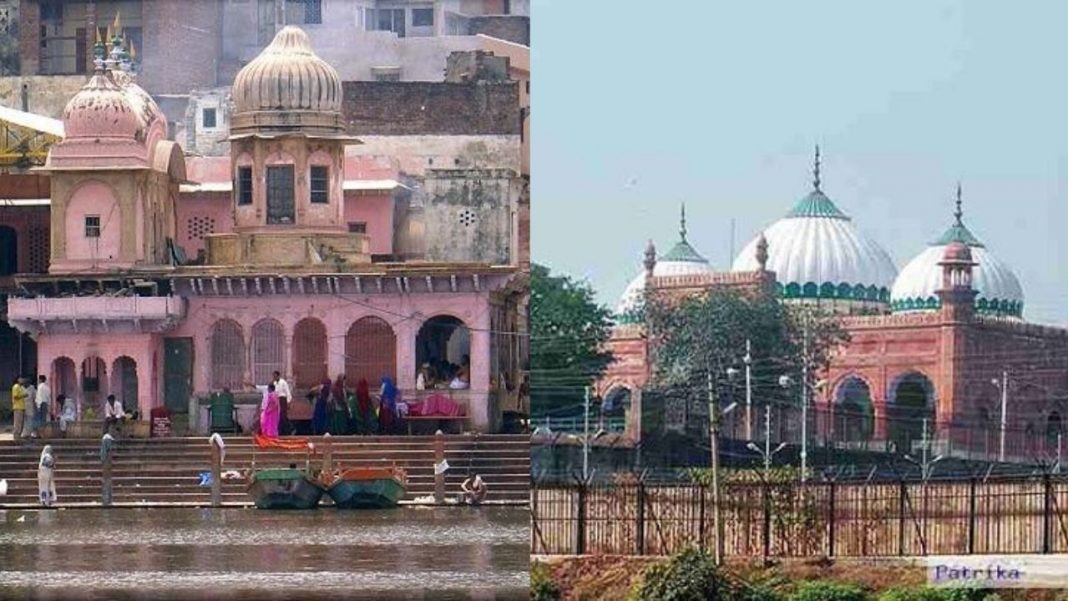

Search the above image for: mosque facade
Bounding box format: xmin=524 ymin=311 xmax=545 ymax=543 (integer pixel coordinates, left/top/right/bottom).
xmin=5 ymin=27 xmax=526 ymax=433
xmin=599 ymin=150 xmax=1068 ymax=461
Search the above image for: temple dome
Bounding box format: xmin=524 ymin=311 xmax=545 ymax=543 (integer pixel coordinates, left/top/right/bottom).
xmin=731 ymin=150 xmax=897 ymax=303
xmin=230 ymin=26 xmax=344 ymax=135
xmin=61 ymin=72 xmax=140 ymax=140
xmin=891 ymin=188 xmax=1023 ymax=317
xmin=616 ymin=207 xmax=714 ymax=320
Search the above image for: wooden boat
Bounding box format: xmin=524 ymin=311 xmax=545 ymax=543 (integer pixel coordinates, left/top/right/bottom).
xmin=326 ymin=466 xmax=407 ymax=509
xmin=246 ymin=468 xmax=326 ymax=509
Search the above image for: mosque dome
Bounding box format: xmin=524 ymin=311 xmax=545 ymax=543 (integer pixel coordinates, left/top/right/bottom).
xmin=731 ymin=148 xmax=897 ymax=304
xmin=61 ymin=72 xmax=140 ymax=140
xmin=231 ymin=26 xmax=344 ymax=135
xmin=890 ymin=186 xmax=1023 ymax=317
xmin=616 ymin=206 xmax=714 ymax=321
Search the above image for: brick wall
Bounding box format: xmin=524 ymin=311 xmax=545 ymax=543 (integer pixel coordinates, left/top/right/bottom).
xmin=342 ymin=81 xmax=520 ymax=136
xmin=139 ymin=0 xmax=223 ymax=95
xmin=468 ymin=16 xmax=529 ymax=46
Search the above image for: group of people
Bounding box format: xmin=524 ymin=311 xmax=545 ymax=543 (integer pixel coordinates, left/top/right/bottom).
xmin=416 ymin=355 xmax=471 ymax=391
xmin=255 ymin=371 xmax=403 ymax=438
xmin=9 ymin=376 xmax=134 ymax=440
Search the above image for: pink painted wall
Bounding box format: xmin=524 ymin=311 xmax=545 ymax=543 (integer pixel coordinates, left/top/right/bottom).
xmin=62 ymin=180 xmax=120 ymax=265
xmin=343 ymin=192 xmax=394 ymax=255
xmin=176 ymin=193 xmax=234 ymax=259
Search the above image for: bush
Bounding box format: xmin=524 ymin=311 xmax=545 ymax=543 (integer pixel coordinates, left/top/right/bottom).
xmin=531 ymin=563 xmax=561 ymax=601
xmin=877 ymin=587 xmax=996 ymax=601
xmin=630 ymin=547 xmax=737 ymax=601
xmin=789 ymin=581 xmax=868 ymax=601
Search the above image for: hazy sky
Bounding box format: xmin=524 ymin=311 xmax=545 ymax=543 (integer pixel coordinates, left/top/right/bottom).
xmin=531 ymin=0 xmax=1068 ymax=325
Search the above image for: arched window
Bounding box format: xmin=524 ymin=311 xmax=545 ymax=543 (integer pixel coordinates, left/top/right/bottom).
xmin=211 ymin=319 xmax=245 ymax=390
xmin=292 ymin=317 xmax=328 ymax=388
xmin=251 ymin=318 xmax=285 ymax=385
xmin=345 ymin=317 xmax=396 ymax=386
xmin=416 ymin=315 xmax=470 ymax=383
xmin=888 ymin=372 xmax=935 ymax=455
xmin=52 ymin=357 xmax=77 ymax=398
xmin=111 ymin=356 xmax=139 ymax=408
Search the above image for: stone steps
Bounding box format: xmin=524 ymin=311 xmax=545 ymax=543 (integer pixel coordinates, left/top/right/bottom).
xmin=0 ymin=435 xmax=530 ymax=506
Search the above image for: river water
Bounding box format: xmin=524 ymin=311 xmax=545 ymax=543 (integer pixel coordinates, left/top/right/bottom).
xmin=0 ymin=506 xmax=530 ymax=600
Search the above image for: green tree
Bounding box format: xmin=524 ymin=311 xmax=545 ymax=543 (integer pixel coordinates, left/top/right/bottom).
xmin=530 ymin=263 xmax=615 ymax=413
xmin=643 ymin=287 xmax=848 ymax=435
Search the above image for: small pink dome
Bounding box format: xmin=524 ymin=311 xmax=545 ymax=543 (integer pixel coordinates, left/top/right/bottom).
xmin=943 ymin=241 xmax=972 ymax=262
xmin=62 ymin=73 xmax=140 ymax=139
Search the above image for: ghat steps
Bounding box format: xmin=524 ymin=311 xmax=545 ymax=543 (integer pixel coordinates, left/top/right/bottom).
xmin=0 ymin=435 xmax=530 ymax=507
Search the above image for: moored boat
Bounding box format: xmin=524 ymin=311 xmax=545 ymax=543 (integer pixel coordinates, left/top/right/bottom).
xmin=326 ymin=466 xmax=407 ymax=509
xmin=246 ymin=468 xmax=326 ymax=509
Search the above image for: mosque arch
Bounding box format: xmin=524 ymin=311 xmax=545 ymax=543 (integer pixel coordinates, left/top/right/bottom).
xmin=887 ymin=371 xmax=935 ymax=455
xmin=833 ymin=375 xmax=874 ymax=443
xmin=292 ymin=317 xmax=328 ymax=388
xmin=211 ymin=319 xmax=245 ymax=390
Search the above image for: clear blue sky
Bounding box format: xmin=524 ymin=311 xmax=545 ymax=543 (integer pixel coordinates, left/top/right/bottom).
xmin=531 ymin=0 xmax=1068 ymax=325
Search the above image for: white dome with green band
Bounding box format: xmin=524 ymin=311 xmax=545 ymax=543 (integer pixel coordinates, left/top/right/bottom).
xmin=616 ymin=205 xmax=713 ymax=322
xmin=890 ymin=185 xmax=1023 ymax=317
xmin=731 ymin=148 xmax=898 ymax=304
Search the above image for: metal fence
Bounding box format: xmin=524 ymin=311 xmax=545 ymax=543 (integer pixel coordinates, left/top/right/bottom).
xmin=530 ymin=475 xmax=1068 ymax=558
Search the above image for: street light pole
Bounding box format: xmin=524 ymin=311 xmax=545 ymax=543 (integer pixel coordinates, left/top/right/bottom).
xmin=999 ymin=370 xmax=1008 ymax=463
xmin=801 ymin=323 xmax=809 ymax=483
xmin=745 ymin=338 xmax=753 ymax=440
xmin=707 ymin=368 xmax=724 ymax=565
xmin=583 ymin=386 xmax=590 ymax=481
xmin=764 ymin=403 xmax=772 ymax=474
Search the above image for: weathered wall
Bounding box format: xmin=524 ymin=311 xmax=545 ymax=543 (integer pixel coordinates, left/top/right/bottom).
xmin=468 ymin=16 xmax=529 ymax=46
xmin=181 ymin=87 xmax=232 ymax=157
xmin=347 ymin=135 xmax=520 ymax=176
xmin=0 ymin=75 xmax=86 ymax=117
xmin=420 ymin=168 xmax=519 ymax=265
xmin=343 ymin=81 xmax=520 ymax=135
xmin=133 ymin=0 xmax=224 ymax=95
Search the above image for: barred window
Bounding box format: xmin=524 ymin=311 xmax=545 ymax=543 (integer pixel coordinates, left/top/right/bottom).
xmin=237 ymin=166 xmax=253 ymax=206
xmin=345 ymin=317 xmax=396 ymax=385
xmin=251 ymin=318 xmax=285 ymax=385
xmin=211 ymin=319 xmax=245 ymax=390
xmin=293 ymin=317 xmax=328 ymax=388
xmin=310 ymin=165 xmax=329 ymax=204
xmin=85 ymin=215 xmax=100 ymax=238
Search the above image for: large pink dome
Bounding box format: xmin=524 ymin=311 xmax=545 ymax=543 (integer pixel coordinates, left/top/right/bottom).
xmin=62 ymin=72 xmax=140 ymax=140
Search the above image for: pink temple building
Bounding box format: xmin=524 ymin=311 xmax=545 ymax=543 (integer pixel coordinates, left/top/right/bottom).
xmin=6 ymin=27 xmax=526 ymax=433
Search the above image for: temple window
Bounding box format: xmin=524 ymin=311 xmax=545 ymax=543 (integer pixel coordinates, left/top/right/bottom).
xmin=348 ymin=222 xmax=367 ymax=234
xmin=266 ymin=165 xmax=295 ymax=224
xmin=237 ymin=167 xmax=253 ymax=206
xmin=310 ymin=165 xmax=329 ymax=204
xmin=412 ymin=8 xmax=434 ymax=27
xmin=202 ymin=108 xmax=217 ymax=129
xmin=84 ymin=215 xmax=101 ymax=238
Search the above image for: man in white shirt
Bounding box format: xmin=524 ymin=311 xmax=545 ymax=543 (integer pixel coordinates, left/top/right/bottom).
xmin=32 ymin=375 xmax=52 ymax=438
xmin=273 ymin=371 xmax=292 ymax=435
xmin=103 ymin=394 xmax=128 ymax=436
xmin=23 ymin=380 xmax=35 ymax=438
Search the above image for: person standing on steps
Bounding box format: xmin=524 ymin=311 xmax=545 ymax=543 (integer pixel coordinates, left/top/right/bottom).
xmin=272 ymin=371 xmax=292 ymax=435
xmin=38 ymin=445 xmax=56 ymax=507
xmin=33 ymin=375 xmax=51 ymax=438
xmin=23 ymin=378 xmax=35 ymax=439
xmin=10 ymin=377 xmax=27 ymax=442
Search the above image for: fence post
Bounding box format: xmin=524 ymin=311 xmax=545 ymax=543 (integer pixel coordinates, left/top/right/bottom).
xmin=898 ymin=479 xmax=907 ymax=556
xmin=827 ymin=480 xmax=836 ymax=558
xmin=575 ymin=481 xmax=587 ymax=555
xmin=636 ymin=480 xmax=646 ymax=555
xmin=530 ymin=477 xmax=539 ymax=554
xmin=762 ymin=480 xmax=771 ymax=564
xmin=100 ymin=434 xmax=113 ymax=507
xmin=967 ymin=477 xmax=977 ymax=554
xmin=1043 ymin=473 xmax=1052 ymax=554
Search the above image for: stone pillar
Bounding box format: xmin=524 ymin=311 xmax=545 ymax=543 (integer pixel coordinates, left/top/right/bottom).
xmin=395 ymin=319 xmax=416 ymax=390
xmin=326 ymin=313 xmax=346 ymax=382
xmin=469 ymin=309 xmax=492 ymax=432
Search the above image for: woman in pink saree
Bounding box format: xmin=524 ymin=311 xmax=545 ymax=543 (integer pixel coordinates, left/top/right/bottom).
xmin=260 ymin=383 xmax=281 ymax=438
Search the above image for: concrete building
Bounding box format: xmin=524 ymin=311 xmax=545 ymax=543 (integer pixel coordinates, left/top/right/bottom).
xmin=599 ymin=151 xmax=1068 ymax=463
xmin=4 ymin=26 xmax=526 ymax=432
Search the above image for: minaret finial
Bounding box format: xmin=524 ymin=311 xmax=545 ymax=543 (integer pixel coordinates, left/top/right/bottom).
xmin=813 ymin=144 xmax=822 ymax=191
xmin=679 ymin=203 xmax=687 ymax=241
xmin=954 ymin=181 xmax=963 ymax=226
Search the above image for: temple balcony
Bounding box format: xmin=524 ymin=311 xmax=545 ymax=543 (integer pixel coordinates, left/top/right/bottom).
xmin=7 ymin=296 xmax=186 ymax=335
xmin=204 ymin=232 xmax=371 ymax=268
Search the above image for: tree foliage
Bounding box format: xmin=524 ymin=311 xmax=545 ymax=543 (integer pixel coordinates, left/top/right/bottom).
xmin=642 ymin=287 xmax=849 ymax=431
xmin=530 ymin=263 xmax=615 ymax=412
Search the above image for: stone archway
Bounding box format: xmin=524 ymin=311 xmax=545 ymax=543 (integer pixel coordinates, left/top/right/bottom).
xmin=834 ymin=376 xmax=874 ymax=444
xmin=51 ymin=357 xmax=77 ymax=399
xmin=292 ymin=317 xmax=328 ymax=389
xmin=345 ymin=316 xmax=396 ymax=387
xmin=415 ymin=315 xmax=470 ymax=384
xmin=888 ymin=372 xmax=935 ymax=455
xmin=81 ymin=356 xmax=108 ymax=411
xmin=111 ymin=356 xmax=138 ymax=411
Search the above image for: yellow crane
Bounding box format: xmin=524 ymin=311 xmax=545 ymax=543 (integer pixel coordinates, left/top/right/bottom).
xmin=0 ymin=104 xmax=63 ymax=171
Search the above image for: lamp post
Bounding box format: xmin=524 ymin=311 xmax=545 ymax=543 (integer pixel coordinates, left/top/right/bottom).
xmin=583 ymin=386 xmax=590 ymax=481
xmin=744 ymin=339 xmax=753 ymax=440
xmin=778 ymin=373 xmax=826 ymax=483
xmin=708 ymin=367 xmax=739 ymax=566
xmin=991 ymin=371 xmax=1008 ymax=462
xmin=747 ymin=404 xmax=787 ymax=480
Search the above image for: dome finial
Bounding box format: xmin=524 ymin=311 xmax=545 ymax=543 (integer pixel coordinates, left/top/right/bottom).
xmin=954 ymin=181 xmax=963 ymax=227
xmin=679 ymin=203 xmax=687 ymax=242
xmin=813 ymin=144 xmax=822 ymax=191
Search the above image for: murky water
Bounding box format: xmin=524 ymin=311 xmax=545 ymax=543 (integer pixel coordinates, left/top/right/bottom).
xmin=0 ymin=507 xmax=530 ymax=600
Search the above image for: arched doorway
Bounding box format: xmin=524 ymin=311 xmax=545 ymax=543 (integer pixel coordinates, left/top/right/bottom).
xmin=52 ymin=357 xmax=77 ymax=399
xmin=211 ymin=319 xmax=245 ymax=390
xmin=888 ymin=372 xmax=935 ymax=454
xmin=345 ymin=316 xmax=396 ymax=386
xmin=602 ymin=386 xmax=631 ymax=432
xmin=81 ymin=356 xmax=107 ymax=410
xmin=415 ymin=315 xmax=470 ymax=384
xmin=250 ymin=318 xmax=285 ymax=385
xmin=834 ymin=377 xmax=874 ymax=444
xmin=0 ymin=226 xmax=16 ymax=276
xmin=111 ymin=356 xmax=138 ymax=410
xmin=292 ymin=317 xmax=327 ymax=388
